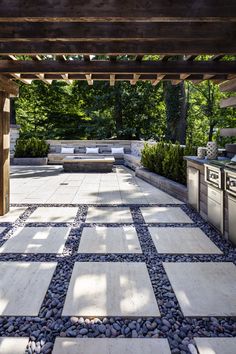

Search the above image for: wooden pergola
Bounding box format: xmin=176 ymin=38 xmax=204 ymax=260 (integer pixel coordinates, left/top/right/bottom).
xmin=0 ymin=0 xmax=236 ymax=215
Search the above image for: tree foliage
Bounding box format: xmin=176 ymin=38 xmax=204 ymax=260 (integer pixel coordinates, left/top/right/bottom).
xmin=15 ymin=74 xmax=235 ymax=146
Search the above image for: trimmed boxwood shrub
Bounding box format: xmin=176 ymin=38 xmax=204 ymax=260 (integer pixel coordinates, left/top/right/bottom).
xmin=14 ymin=137 xmax=50 ymax=158
xmin=141 ymin=142 xmax=196 ymax=185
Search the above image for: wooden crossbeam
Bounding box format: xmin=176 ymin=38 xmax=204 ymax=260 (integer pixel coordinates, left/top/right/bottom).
xmin=0 ymin=75 xmax=19 ymax=95
xmin=220 ymin=96 xmax=236 ymax=108
xmin=32 ymin=55 xmax=43 ymax=61
xmin=130 ymin=74 xmax=140 ymax=85
xmin=1 ymin=22 xmax=236 ymax=41
xmin=0 ymin=1 xmax=235 ymax=21
xmin=1 ymin=40 xmax=236 ymax=55
xmin=179 ymin=55 xmax=198 ymax=80
xmin=3 ymin=73 xmax=227 ymax=82
xmin=152 ymin=75 xmax=165 ymax=86
xmin=61 ymin=73 xmax=72 ymax=84
xmin=11 ymin=73 xmax=32 ymax=84
xmin=0 ymin=60 xmax=235 ymax=75
xmin=0 ymin=91 xmax=10 ymax=215
xmin=110 ymin=74 xmax=115 ymax=86
xmin=220 ymin=78 xmax=236 ymax=92
xmin=211 ymin=54 xmax=225 ymax=61
xmin=36 ymin=73 xmax=52 ymax=84
xmin=171 ymin=79 xmax=182 ymax=85
xmin=85 ymin=74 xmax=93 ymax=85
xmin=8 ymin=55 xmax=17 ymax=60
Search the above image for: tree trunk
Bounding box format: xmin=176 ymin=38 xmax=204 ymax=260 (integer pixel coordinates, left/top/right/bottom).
xmin=114 ymin=84 xmax=123 ymax=138
xmin=164 ymin=81 xmax=187 ymax=144
xmin=208 ymin=123 xmax=215 ymax=141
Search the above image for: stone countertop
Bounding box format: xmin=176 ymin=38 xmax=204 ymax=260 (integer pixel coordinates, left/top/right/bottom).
xmin=184 ymin=156 xmax=230 ymax=166
xmin=184 ymin=156 xmax=207 ymax=165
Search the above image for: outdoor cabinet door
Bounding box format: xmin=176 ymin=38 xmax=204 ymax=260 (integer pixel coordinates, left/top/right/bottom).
xmin=187 ymin=166 xmax=200 ymax=212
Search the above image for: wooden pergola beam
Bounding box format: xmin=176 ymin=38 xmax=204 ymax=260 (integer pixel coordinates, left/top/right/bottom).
xmin=0 ymin=1 xmax=235 ymax=21
xmin=220 ymin=96 xmax=236 ymax=108
xmin=2 ymin=22 xmax=235 ymax=41
xmin=0 ymin=60 xmax=235 ymax=75
xmin=85 ymin=74 xmax=93 ymax=85
xmin=36 ymin=73 xmax=52 ymax=84
xmin=110 ymin=74 xmax=115 ymax=86
xmin=220 ymin=78 xmax=236 ymax=92
xmin=0 ymin=91 xmax=10 ymax=215
xmin=152 ymin=75 xmax=165 ymax=86
xmin=130 ymin=74 xmax=140 ymax=85
xmin=1 ymin=41 xmax=236 ymax=55
xmin=11 ymin=73 xmax=32 ymax=84
xmin=0 ymin=75 xmax=19 ymax=95
xmin=3 ymin=73 xmax=228 ymax=81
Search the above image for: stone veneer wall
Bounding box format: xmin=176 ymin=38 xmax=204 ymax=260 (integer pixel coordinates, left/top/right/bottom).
xmin=10 ymin=125 xmax=20 ymax=157
xmin=131 ymin=140 xmax=156 ymax=157
xmin=47 ymin=140 xmax=157 ymax=156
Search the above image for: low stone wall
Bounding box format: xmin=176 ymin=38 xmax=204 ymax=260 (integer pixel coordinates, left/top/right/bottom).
xmin=47 ymin=139 xmax=133 ymax=153
xmin=10 ymin=124 xmax=20 ymax=156
xmin=124 ymin=154 xmax=142 ymax=171
xmin=12 ymin=157 xmax=48 ymax=166
xmin=135 ymin=167 xmax=187 ymax=203
xmin=130 ymin=140 xmax=156 ymax=157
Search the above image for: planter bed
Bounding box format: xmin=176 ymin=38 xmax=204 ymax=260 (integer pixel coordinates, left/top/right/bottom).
xmin=12 ymin=157 xmax=48 ymax=166
xmin=135 ymin=167 xmax=187 ymax=203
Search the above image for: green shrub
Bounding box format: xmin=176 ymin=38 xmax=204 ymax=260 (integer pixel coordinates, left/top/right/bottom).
xmin=14 ymin=137 xmax=50 ymax=158
xmin=141 ymin=142 xmax=196 ymax=185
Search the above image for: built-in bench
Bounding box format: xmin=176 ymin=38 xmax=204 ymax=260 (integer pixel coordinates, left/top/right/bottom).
xmin=47 ymin=140 xmax=133 ymax=165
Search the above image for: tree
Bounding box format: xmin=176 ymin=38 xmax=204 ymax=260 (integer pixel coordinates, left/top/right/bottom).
xmin=163 ymin=81 xmax=187 ymax=144
xmin=187 ymin=81 xmax=236 ymax=146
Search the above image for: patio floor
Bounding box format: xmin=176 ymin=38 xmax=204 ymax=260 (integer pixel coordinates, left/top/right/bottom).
xmin=0 ymin=166 xmax=235 ymax=354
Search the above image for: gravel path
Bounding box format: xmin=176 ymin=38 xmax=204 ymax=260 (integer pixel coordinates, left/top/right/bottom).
xmin=0 ymin=202 xmax=235 ymax=354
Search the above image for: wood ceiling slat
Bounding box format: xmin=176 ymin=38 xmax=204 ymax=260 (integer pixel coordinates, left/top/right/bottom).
xmin=220 ymin=78 xmax=236 ymax=92
xmin=0 ymin=60 xmax=235 ymax=75
xmin=1 ymin=22 xmax=235 ymax=41
xmin=0 ymin=0 xmax=236 ymax=21
xmin=0 ymin=75 xmax=19 ymax=95
xmin=0 ymin=40 xmax=236 ymax=55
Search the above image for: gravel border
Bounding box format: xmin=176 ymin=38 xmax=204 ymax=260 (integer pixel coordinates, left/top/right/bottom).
xmin=0 ymin=203 xmax=235 ymax=354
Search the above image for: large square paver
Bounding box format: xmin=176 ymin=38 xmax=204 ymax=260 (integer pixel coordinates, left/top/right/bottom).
xmin=52 ymin=338 xmax=171 ymax=354
xmin=0 ymin=227 xmax=70 ymax=254
xmin=86 ymin=207 xmax=133 ymax=223
xmin=0 ymin=338 xmax=29 ymax=354
xmin=141 ymin=207 xmax=193 ymax=223
xmin=28 ymin=207 xmax=78 ymax=223
xmin=62 ymin=262 xmax=160 ymax=317
xmin=164 ymin=262 xmax=236 ymax=317
xmin=0 ymin=262 xmax=57 ymax=316
xmin=195 ymin=337 xmax=236 ymax=354
xmin=149 ymin=227 xmax=222 ymax=254
xmin=78 ymin=226 xmax=142 ymax=254
xmin=0 ymin=207 xmax=26 ymax=223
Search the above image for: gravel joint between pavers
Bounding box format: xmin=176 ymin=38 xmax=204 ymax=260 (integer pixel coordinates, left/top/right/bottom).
xmin=0 ymin=203 xmax=235 ymax=354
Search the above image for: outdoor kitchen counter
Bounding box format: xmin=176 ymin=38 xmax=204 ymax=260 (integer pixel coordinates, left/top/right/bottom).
xmin=184 ymin=156 xmax=208 ymax=221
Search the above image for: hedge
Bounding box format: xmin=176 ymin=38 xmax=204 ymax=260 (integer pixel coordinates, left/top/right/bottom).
xmin=141 ymin=142 xmax=196 ymax=185
xmin=14 ymin=137 xmax=50 ymax=158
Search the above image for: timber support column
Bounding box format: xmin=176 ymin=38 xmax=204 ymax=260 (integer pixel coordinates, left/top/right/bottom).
xmin=0 ymin=91 xmax=10 ymax=215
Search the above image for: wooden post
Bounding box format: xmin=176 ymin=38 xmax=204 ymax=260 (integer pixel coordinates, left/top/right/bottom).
xmin=0 ymin=91 xmax=10 ymax=215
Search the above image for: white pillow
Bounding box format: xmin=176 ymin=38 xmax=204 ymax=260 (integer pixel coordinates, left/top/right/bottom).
xmin=61 ymin=147 xmax=74 ymax=154
xmin=112 ymin=147 xmax=124 ymax=154
xmin=86 ymin=147 xmax=99 ymax=154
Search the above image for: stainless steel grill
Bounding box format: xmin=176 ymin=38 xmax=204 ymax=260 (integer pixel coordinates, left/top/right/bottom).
xmin=204 ymin=163 xmax=225 ymax=234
